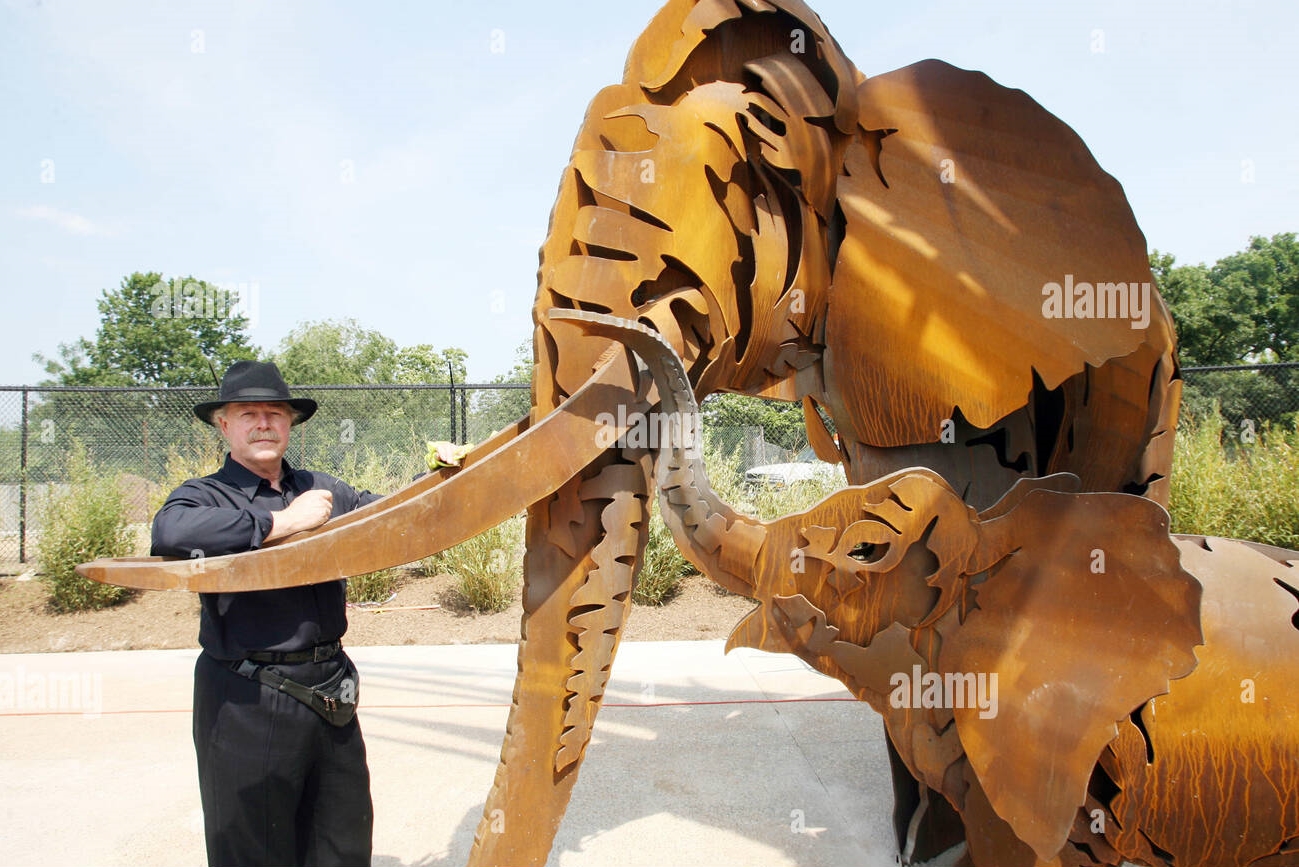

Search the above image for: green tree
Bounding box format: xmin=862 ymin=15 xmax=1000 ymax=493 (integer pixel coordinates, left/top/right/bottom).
xmin=37 ymin=271 xmax=257 ymax=386
xmin=1213 ymin=233 xmax=1299 ymax=361
xmin=701 ymin=392 xmax=807 ymax=451
xmin=470 ymin=340 xmax=532 ymax=440
xmin=1155 ymin=234 xmax=1299 ymax=426
xmin=1151 ymin=252 xmax=1255 ymax=367
xmin=30 ymin=272 xmax=256 ymax=477
xmin=394 ymin=344 xmax=468 ymax=386
xmin=271 ymin=319 xmax=467 ymax=386
xmin=1153 ymin=234 xmax=1299 ymax=367
xmin=271 ymin=319 xmax=471 ymax=469
xmin=272 ymin=319 xmax=398 ymax=385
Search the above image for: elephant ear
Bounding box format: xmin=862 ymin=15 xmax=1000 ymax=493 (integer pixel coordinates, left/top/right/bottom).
xmin=825 ymin=59 xmax=1174 ymax=448
xmin=940 ymin=489 xmax=1202 ymax=860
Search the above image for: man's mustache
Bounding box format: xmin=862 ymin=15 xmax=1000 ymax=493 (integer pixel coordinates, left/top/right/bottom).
xmin=248 ymin=432 xmax=281 ymax=444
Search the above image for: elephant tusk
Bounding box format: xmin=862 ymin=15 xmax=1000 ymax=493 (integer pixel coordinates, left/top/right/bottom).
xmin=75 ymin=354 xmax=648 ymax=592
xmin=549 ymin=310 xmax=766 ymax=594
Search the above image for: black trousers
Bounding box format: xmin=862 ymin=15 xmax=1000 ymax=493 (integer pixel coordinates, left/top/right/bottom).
xmin=193 ymin=651 xmax=373 ymax=867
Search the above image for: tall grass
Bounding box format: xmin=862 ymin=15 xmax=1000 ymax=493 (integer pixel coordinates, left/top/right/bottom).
xmin=1168 ymin=411 xmax=1299 ymax=548
xmin=697 ymin=442 xmax=844 ymax=521
xmin=424 ymin=514 xmax=525 ymax=613
xmin=410 ymin=439 xmax=846 ymax=611
xmin=148 ymin=439 xmax=227 ymax=516
xmin=327 ymin=447 xmax=420 ymax=604
xmin=332 ymin=446 xmax=424 ymax=499
xmin=37 ymin=443 xmax=136 ymax=612
xmin=635 ymin=502 xmax=693 ymax=606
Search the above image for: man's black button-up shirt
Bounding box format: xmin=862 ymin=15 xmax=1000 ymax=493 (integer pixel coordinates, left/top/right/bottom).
xmin=150 ymin=454 xmax=381 ymax=660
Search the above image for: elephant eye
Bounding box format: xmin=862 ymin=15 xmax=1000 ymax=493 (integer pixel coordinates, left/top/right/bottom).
xmin=848 ymin=542 xmax=885 ymax=564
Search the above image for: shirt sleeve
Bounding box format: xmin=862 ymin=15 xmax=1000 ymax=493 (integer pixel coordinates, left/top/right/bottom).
xmin=150 ymin=482 xmax=274 ymax=558
xmin=312 ymin=472 xmax=383 ymax=515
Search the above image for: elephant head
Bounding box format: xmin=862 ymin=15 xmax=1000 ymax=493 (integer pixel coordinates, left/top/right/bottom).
xmin=81 ymin=2 xmax=1185 ymax=864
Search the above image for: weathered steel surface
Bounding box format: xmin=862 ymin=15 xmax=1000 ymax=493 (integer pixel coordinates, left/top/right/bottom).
xmin=607 ymin=307 xmax=1299 ymax=867
xmin=77 ymin=2 xmax=1299 ymax=865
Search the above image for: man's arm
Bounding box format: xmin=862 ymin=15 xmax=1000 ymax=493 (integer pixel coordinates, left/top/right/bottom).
xmin=151 ymin=484 xmax=334 ymax=557
xmin=263 ymin=490 xmax=334 ymax=544
xmin=151 ymin=483 xmax=268 ymax=558
xmin=310 ymin=473 xmax=383 ymax=514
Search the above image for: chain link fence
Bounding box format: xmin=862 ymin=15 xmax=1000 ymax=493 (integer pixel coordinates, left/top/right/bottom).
xmin=0 ymin=383 xmax=794 ymax=566
xmin=0 ymin=382 xmax=535 ymax=566
xmin=1180 ymin=362 xmax=1299 ymax=431
xmin=5 ymin=363 xmax=1288 ymax=566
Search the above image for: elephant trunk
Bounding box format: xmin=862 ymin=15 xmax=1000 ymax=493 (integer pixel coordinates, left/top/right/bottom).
xmin=553 ymin=311 xmax=766 ymax=597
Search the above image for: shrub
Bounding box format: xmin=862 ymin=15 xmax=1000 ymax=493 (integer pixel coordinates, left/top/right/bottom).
xmin=148 ymin=439 xmax=226 ymax=516
xmin=1168 ymin=410 xmax=1299 ymax=548
xmin=634 ymin=503 xmax=692 ymax=605
xmin=346 ymin=567 xmax=406 ymax=605
xmin=1180 ymin=369 xmax=1299 ymax=430
xmin=37 ymin=444 xmax=136 ymax=612
xmin=426 ymin=513 xmax=524 ymax=613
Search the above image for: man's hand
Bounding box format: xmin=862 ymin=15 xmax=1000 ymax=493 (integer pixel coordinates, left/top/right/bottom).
xmin=426 ymin=440 xmax=473 ymax=470
xmin=265 ymin=489 xmax=334 ymax=543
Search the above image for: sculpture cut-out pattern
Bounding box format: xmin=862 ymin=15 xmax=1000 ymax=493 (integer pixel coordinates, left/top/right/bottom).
xmin=77 ymin=2 xmax=1299 ymax=865
xmin=568 ymin=309 xmax=1299 ymax=867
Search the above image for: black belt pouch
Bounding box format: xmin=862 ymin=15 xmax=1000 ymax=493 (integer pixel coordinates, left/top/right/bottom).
xmin=230 ymin=654 xmax=360 ymax=727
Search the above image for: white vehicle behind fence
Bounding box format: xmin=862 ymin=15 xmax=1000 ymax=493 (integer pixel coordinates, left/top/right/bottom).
xmin=744 ymin=446 xmax=847 ymax=490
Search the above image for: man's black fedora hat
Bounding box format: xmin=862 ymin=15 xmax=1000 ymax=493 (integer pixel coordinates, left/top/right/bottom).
xmin=194 ymin=360 xmax=318 ymax=426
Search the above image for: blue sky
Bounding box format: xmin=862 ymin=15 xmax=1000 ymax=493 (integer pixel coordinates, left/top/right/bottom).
xmin=2 ymin=0 xmax=1295 ymax=386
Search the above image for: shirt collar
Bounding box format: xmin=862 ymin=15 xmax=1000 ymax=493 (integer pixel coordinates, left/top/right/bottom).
xmin=216 ymin=453 xmax=304 ymax=500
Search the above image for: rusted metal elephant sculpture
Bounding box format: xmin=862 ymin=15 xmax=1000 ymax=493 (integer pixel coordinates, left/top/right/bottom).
xmin=571 ymin=310 xmax=1299 ymax=867
xmin=78 ymin=0 xmax=1299 ymax=864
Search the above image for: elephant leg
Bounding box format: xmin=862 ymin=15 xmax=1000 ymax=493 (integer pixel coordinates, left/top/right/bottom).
xmin=885 ymin=735 xmax=967 ymax=864
xmin=468 ymin=446 xmax=651 ymax=867
xmin=958 ymin=764 xmax=1063 ymax=867
xmin=834 ymin=431 xmax=978 ymax=861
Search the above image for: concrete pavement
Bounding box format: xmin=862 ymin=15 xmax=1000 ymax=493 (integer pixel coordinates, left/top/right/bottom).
xmin=0 ymin=641 xmax=964 ymax=866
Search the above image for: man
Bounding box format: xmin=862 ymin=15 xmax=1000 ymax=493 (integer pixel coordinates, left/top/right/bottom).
xmin=152 ymin=360 xmax=379 ymax=866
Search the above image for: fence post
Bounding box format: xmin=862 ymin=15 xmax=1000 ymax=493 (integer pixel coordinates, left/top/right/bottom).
xmin=460 ymin=387 xmax=469 ymax=445
xmin=19 ymin=387 xmax=28 ymax=563
xmin=447 ymin=363 xmax=458 ymax=445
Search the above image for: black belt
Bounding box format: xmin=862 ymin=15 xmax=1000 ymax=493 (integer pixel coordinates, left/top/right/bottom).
xmin=244 ymin=640 xmax=341 ymax=665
